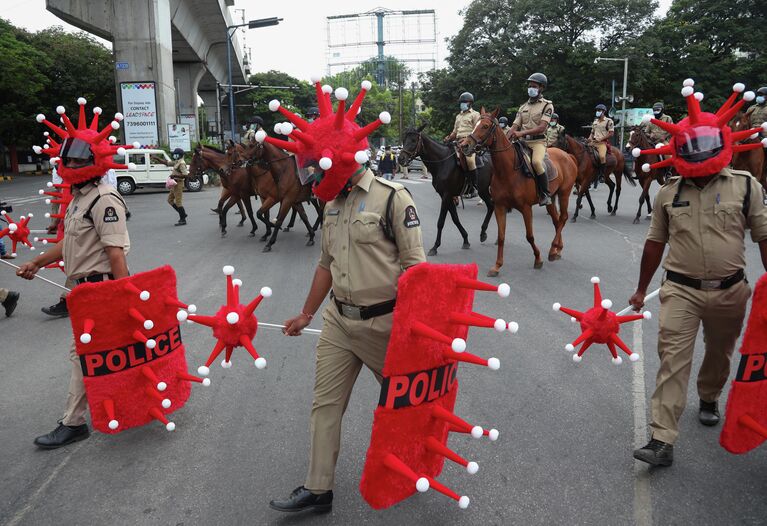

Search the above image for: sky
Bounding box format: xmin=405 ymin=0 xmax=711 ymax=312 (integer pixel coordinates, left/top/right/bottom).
xmin=1 ymin=0 xmax=672 ymax=81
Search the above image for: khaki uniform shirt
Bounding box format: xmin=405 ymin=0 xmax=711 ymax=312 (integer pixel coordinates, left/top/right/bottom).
xmin=513 ymin=97 xmax=554 ymax=137
xmin=643 ymin=114 xmax=674 ymax=143
xmin=63 ymin=182 xmax=131 ymax=280
xmin=171 ymin=159 xmax=188 ymax=180
xmin=319 ymin=169 xmax=426 ymax=305
xmin=590 ymin=117 xmax=614 ymax=142
xmin=451 ymin=109 xmax=481 ymax=139
xmin=746 ymin=104 xmax=767 ymax=131
xmin=646 ymin=168 xmax=767 ymax=279
xmin=545 ymin=123 xmax=565 ymax=147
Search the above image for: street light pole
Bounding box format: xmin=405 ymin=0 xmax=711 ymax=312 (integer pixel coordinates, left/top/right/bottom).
xmin=226 ymin=17 xmax=282 ymax=142
xmin=595 ymin=56 xmax=629 ymax=149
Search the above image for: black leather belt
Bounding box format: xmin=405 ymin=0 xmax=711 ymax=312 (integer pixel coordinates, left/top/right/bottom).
xmin=75 ymin=273 xmax=114 ymax=285
xmin=332 ymin=293 xmax=395 ymax=321
xmin=524 ymin=134 xmax=545 ymax=140
xmin=666 ymin=269 xmax=745 ymax=290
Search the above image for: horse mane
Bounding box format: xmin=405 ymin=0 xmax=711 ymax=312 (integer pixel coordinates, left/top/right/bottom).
xmin=203 ymin=144 xmax=226 ymax=154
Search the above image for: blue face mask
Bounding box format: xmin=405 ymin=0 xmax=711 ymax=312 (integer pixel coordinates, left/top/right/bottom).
xmin=528 ymin=87 xmax=539 ymax=98
xmin=595 ymin=111 xmax=602 ymax=118
xmin=758 ymin=96 xmax=766 ymax=105
xmin=460 ymin=102 xmax=469 ymax=111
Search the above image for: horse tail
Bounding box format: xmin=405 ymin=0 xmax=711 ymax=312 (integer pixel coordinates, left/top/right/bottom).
xmin=622 ymin=162 xmax=637 ymax=186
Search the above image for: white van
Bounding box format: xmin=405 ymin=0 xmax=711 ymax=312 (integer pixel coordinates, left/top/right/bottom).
xmin=111 ymin=149 xmax=204 ymax=195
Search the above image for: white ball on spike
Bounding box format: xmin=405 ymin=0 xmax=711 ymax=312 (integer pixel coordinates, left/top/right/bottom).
xmin=322 ymin=84 xmax=333 ymax=94
xmin=591 ymin=276 xmax=600 ymax=284
xmin=493 ymin=319 xmax=506 ymax=332
xmin=744 ymin=91 xmax=756 ymax=102
xmin=77 ymin=97 xmax=86 ymax=106
xmin=157 ymin=381 xmax=167 ymax=392
xmin=226 ymin=312 xmax=240 ymax=325
xmin=643 ymin=311 xmax=652 ymax=320
xmin=223 ymin=265 xmax=235 ymax=275
xmin=176 ymin=310 xmax=188 ymax=322
xmin=268 ymin=99 xmax=280 ymax=112
xmin=114 ymin=112 xmax=124 ymax=121
xmin=471 ymin=425 xmax=484 ymax=439
xmin=108 ymin=419 xmax=119 ymax=430
xmin=361 ymin=80 xmax=372 ymax=91
xmin=416 ymin=477 xmax=429 ymax=493
xmin=147 ymin=339 xmax=157 ymax=349
xmin=379 ymin=111 xmax=392 ymax=124
xmin=197 ymin=365 xmax=210 ymax=376
xmin=132 ymin=141 xmax=141 ymax=149
xmin=255 ymin=357 xmax=267 ymax=369
xmin=36 ymin=114 xmax=45 ymax=123
xmin=139 ymin=290 xmax=150 ymax=301
xmin=281 ymin=123 xmax=293 ymax=135
xmin=552 ymin=302 xmax=561 ymax=311
xmin=93 ymin=106 xmax=103 ymax=115
xmin=111 ymin=121 xmax=120 ymax=130
xmin=161 ymin=398 xmax=171 ymax=409
xmin=255 ymin=130 xmax=267 ymax=143
xmin=683 ymin=78 xmax=695 ymax=87
xmin=128 ymin=163 xmax=137 ymax=170
xmin=488 ymin=428 xmax=500 ymax=441
xmin=334 ymin=87 xmax=349 ymax=101
xmin=507 ymin=321 xmax=519 ymax=333
xmin=143 ymin=320 xmax=154 ymax=330
xmin=573 ymin=354 xmax=583 ymax=363
xmin=681 ymin=86 xmax=694 ymax=97
xmin=451 ymin=338 xmax=466 ymax=353
xmin=601 ymin=299 xmax=613 ymax=310
xmin=497 ymin=283 xmax=511 ymax=297
xmin=642 ymin=163 xmax=651 ymax=173
xmin=630 ymin=353 xmax=641 ymax=362
xmin=319 ymin=157 xmax=333 ymax=170
xmin=694 ymin=92 xmax=704 ymax=102
xmin=221 ymin=359 xmax=232 ymax=369
xmin=80 ymin=333 xmax=92 ymax=344
xmin=458 ymin=496 xmax=470 ymax=509
xmin=232 ymin=278 xmax=243 ymax=287
xmin=202 ymin=378 xmax=211 ymax=386
xmin=641 ymin=114 xmax=652 ymax=125
xmin=565 ymin=343 xmax=575 ymax=352
xmin=188 ymin=304 xmax=197 ymax=314
xmin=733 ymin=82 xmax=745 ymax=93
xmin=633 ymin=147 xmax=643 ymax=158
xmin=260 ymin=286 xmax=272 ymax=298
xmin=165 ymin=422 xmax=176 ymax=432
xmin=354 ymin=150 xmax=369 ymax=164
xmin=466 ymin=461 xmax=479 ymax=475
xmin=487 ymin=357 xmax=500 ymax=370
xmin=56 ymin=105 xmax=65 ymax=114
xmin=655 ymin=143 xmax=665 ymax=149
xmin=612 ymin=356 xmax=623 ymax=365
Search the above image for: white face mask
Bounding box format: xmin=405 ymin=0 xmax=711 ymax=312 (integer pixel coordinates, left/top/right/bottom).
xmin=460 ymin=102 xmax=469 ymax=111
xmin=758 ymin=96 xmax=766 ymax=105
xmin=595 ymin=111 xmax=602 ymax=118
xmin=528 ymin=87 xmax=539 ymax=98
xmin=499 ymin=123 xmax=507 ymax=128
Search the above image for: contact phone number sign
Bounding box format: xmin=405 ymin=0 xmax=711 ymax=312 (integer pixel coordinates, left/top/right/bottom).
xmin=120 ymin=81 xmax=159 ymax=148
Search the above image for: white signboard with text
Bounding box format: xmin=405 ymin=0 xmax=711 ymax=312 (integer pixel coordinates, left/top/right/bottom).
xmin=120 ymin=81 xmax=159 ymax=148
xmin=168 ymin=123 xmax=192 ymax=152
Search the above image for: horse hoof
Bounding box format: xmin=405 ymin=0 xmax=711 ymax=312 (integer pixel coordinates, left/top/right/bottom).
xmin=249 ymin=232 xmax=256 ymax=238
xmin=571 ymin=217 xmax=577 ymax=223
xmin=589 ymin=214 xmax=596 ymax=219
xmin=259 ymin=235 xmax=269 ymax=242
xmin=462 ymin=242 xmax=470 ymax=250
xmin=237 ymin=223 xmax=244 ymax=227
xmin=306 ymin=239 xmax=315 ymax=246
xmin=221 ymin=232 xmax=227 ymax=238
xmin=632 ymin=218 xmax=640 ymax=225
xmin=480 ymin=232 xmax=487 ymax=243
xmin=427 ymin=248 xmax=438 ymax=257
xmin=283 ymin=227 xmax=291 ymax=233
xmin=534 ymin=261 xmax=544 ymax=269
xmin=548 ymin=253 xmax=561 ymax=261
xmin=487 ymin=269 xmax=499 ymax=277
xmin=610 ymin=211 xmax=616 ymax=216
xmin=262 ymin=245 xmax=272 ymax=253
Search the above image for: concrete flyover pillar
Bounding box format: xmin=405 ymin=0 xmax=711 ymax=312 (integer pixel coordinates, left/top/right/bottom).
xmin=197 ymin=90 xmax=220 ymax=144
xmin=174 ymin=62 xmax=206 ymax=143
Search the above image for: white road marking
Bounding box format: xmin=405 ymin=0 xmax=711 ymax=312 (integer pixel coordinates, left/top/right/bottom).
xmin=633 ymin=322 xmax=653 ymax=526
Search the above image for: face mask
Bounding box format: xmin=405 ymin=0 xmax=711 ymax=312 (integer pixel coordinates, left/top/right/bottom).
xmin=758 ymin=96 xmax=766 ymax=105
xmin=549 ymin=121 xmax=557 ymax=127
xmin=595 ymin=111 xmax=602 ymax=118
xmin=528 ymin=87 xmax=539 ymax=98
xmin=499 ymin=123 xmax=507 ymax=128
xmin=460 ymin=102 xmax=469 ymax=111
xmin=653 ymin=111 xmax=661 ymax=117
xmin=308 ymin=118 xmax=315 ymax=123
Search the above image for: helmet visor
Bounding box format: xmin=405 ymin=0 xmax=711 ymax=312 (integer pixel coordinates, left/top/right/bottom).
xmin=676 ymin=126 xmax=724 ymax=163
xmin=60 ymin=138 xmax=95 ymax=164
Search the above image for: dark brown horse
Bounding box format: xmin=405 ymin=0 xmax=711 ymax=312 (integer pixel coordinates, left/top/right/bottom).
xmin=729 ymin=111 xmax=766 ymax=186
xmin=560 ymin=135 xmax=635 ymax=221
xmin=460 ymin=108 xmax=578 ymax=276
xmin=189 ymin=144 xmax=251 ymax=230
xmin=626 ymin=127 xmax=667 ymax=224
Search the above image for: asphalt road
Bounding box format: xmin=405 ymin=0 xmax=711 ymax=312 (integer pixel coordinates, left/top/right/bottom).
xmin=1 ymin=173 xmax=765 ymax=526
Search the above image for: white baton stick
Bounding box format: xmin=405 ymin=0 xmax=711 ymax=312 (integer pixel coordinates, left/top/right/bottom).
xmin=258 ymin=322 xmax=322 ymax=335
xmin=0 ymin=258 xmax=71 ymax=293
xmin=616 ymin=287 xmax=660 ymax=316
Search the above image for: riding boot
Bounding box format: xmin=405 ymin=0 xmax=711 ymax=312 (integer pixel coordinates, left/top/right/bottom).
xmin=175 ymin=206 xmax=187 ymax=226
xmin=593 ymin=165 xmax=604 ymax=190
xmin=465 ymin=169 xmax=478 ymax=198
xmin=536 ymin=172 xmax=551 ymax=206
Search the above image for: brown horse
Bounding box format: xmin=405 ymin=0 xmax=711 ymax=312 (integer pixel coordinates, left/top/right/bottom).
xmin=560 ymin=135 xmax=635 ymax=221
xmin=729 ymin=111 xmax=766 ymax=186
xmin=626 ymin=127 xmax=667 ymax=224
xmin=236 ymin=140 xmax=319 ymax=252
xmin=188 ymin=144 xmax=248 ymax=227
xmin=460 ymin=108 xmax=578 ymax=276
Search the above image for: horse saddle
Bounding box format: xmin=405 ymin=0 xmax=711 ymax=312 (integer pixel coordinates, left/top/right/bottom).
xmin=586 ymin=143 xmax=616 ymax=167
xmin=453 ymin=145 xmax=487 ymax=172
xmin=514 ymin=141 xmax=557 ymax=182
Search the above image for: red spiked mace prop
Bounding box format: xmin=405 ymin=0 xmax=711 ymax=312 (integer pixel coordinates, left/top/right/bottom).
xmin=0 ymin=211 xmax=34 ymax=256
xmin=553 ymin=277 xmax=651 ymax=364
xmin=255 ymin=77 xmax=391 ymax=201
xmin=34 ymin=180 xmax=72 ymax=247
xmin=360 ymin=263 xmax=517 ymax=510
xmin=181 ymin=265 xmax=273 ymax=376
xmin=632 ymin=80 xmax=767 ymax=178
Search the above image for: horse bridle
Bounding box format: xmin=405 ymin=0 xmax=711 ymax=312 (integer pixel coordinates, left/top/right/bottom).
xmin=400 ymin=130 xmax=423 ymax=164
xmin=467 ymin=116 xmax=514 ymax=153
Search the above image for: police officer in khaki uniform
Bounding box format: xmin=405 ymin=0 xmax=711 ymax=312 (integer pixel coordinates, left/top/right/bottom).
xmin=545 ymin=112 xmax=566 ymax=148
xmin=588 ymin=104 xmax=614 ymax=183
xmin=644 ymin=102 xmax=674 ymax=145
xmin=629 ymin=161 xmax=767 ymax=464
xmin=445 ymin=92 xmax=481 ymax=197
xmin=17 ymin=145 xmax=130 ymax=449
xmin=270 ymin=165 xmax=425 ymax=513
xmin=155 ymin=148 xmax=189 ymax=226
xmin=509 ymin=72 xmax=555 ymax=205
xmin=746 ymin=87 xmax=767 ymax=134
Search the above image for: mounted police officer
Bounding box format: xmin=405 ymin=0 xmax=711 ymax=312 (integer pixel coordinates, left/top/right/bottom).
xmin=588 ymin=104 xmax=614 ymax=183
xmin=445 ymin=92 xmax=481 ymax=198
xmin=545 ymin=112 xmax=565 ymax=148
xmin=306 ymin=107 xmax=321 ymax=123
xmin=244 ymin=116 xmax=264 ymax=143
xmin=644 ymin=103 xmax=674 ymax=145
xmin=746 ymin=87 xmax=767 ymax=134
xmin=509 ymin=72 xmax=554 ymax=206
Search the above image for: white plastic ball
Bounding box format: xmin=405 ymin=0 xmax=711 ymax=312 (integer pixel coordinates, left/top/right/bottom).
xmin=570 ymin=317 xmax=577 ymax=323
xmin=466 ymin=461 xmax=479 ymax=474
xmin=176 ymin=310 xmax=188 ymax=322
xmin=733 ymin=82 xmax=745 ymax=93
xmin=255 ymin=130 xmax=267 ymax=143
xmin=80 ymin=333 xmax=92 ymax=344
xmin=681 ymin=86 xmax=694 ymax=97
xmin=319 ymin=157 xmax=332 ymax=170
xmin=36 ymin=114 xmax=45 ymax=123
xmin=56 ymin=105 xmax=65 ymax=114
xmin=565 ymin=343 xmax=575 ymax=352
xmin=552 ymin=302 xmax=561 ymax=311
xmin=591 ymin=276 xmax=601 ymax=284
xmin=223 ymin=265 xmax=235 ymax=275
xmin=8 ymin=223 xmax=17 ymax=232
xmin=232 ymin=278 xmax=242 ymax=287
xmin=143 ymin=320 xmax=154 ymax=331
xmin=221 ymin=359 xmax=232 ymax=369
xmin=33 ymin=146 xmax=42 ymax=154
xmin=354 ymin=150 xmax=369 ymax=164
xmin=114 ymin=112 xmax=124 ymax=121
xmin=641 ymin=114 xmax=652 ymax=124
xmin=110 ymin=121 xmax=120 ymax=130
xmin=471 ymin=425 xmax=484 ymax=439
xmin=77 ymin=97 xmax=86 ymax=105
xmin=226 ymin=312 xmax=240 ymax=325
xmin=132 ymin=141 xmax=141 ymax=149
xmin=655 ymin=143 xmax=665 ymax=149
xmin=493 ymin=319 xmax=506 ymax=332
xmin=573 ymin=354 xmax=583 ymax=363
xmin=310 ymin=74 xmax=322 ymax=83
xmin=379 ymin=111 xmax=392 ymax=124
xmin=157 ymin=381 xmax=167 ymax=392
xmin=202 ymin=378 xmax=211 ymax=387
xmin=612 ymin=356 xmax=623 ymax=365
xmin=116 ymin=147 xmax=126 ymax=156
xmin=643 ymin=311 xmax=652 ymax=320
xmin=416 ymin=477 xmax=429 ymax=492
xmin=260 ymin=286 xmax=273 ymax=298
xmin=321 ymin=84 xmax=333 ymax=94
xmin=632 ymin=147 xmax=642 ymax=158
xmin=46 ymin=181 xmax=53 ymax=187
xmin=273 ymin=123 xmax=284 ymax=134
xmin=166 ymin=422 xmax=176 ymax=432
xmin=497 ymin=283 xmax=511 ymax=297
xmin=361 ymin=80 xmax=372 ymax=91
xmin=108 ymin=420 xmax=119 ymax=430
xmin=487 ymin=357 xmax=500 ymax=370
xmin=451 ymin=338 xmax=466 ymax=353
xmin=694 ymin=92 xmax=704 ymax=102
xmin=93 ymin=106 xmax=103 ymax=115
xmin=683 ymin=78 xmax=695 ymax=87
xmin=744 ymin=91 xmax=756 ymax=102
xmin=762 ymin=138 xmax=767 ymax=148
xmin=458 ymin=496 xmax=470 ymax=509
xmin=161 ymin=398 xmax=171 ymax=409
xmin=139 ymin=290 xmax=150 ymax=301
xmin=108 ymin=136 xmax=117 ymax=143
xmin=630 ymin=353 xmax=641 ymax=362
xmin=188 ymin=304 xmax=197 ymax=314
xmin=642 ymin=163 xmax=651 ymax=173
xmin=255 ymin=357 xmax=267 ymax=369
xmin=762 ymin=122 xmax=767 ymax=132
xmin=488 ymin=428 xmax=500 ymax=441
xmin=601 ymin=299 xmax=613 ymax=310
xmin=268 ymin=99 xmax=280 ymax=112
xmin=197 ymin=365 xmax=210 ymax=376
xmin=507 ymin=321 xmax=519 ymax=333
xmin=147 ymin=339 xmax=157 ymax=349
xmin=281 ymin=123 xmax=293 ymax=135
xmin=334 ymin=87 xmax=349 ymax=101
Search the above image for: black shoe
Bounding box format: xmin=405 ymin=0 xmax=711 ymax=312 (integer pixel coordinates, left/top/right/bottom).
xmin=699 ymin=400 xmax=720 ymax=426
xmin=174 ymin=219 xmax=187 ymax=226
xmin=269 ymin=486 xmax=333 ymax=513
xmin=41 ymin=298 xmax=68 ymax=318
xmin=2 ymin=291 xmax=19 ymax=317
xmin=633 ymin=439 xmax=673 ymax=466
xmin=33 ymin=422 xmax=90 ymax=450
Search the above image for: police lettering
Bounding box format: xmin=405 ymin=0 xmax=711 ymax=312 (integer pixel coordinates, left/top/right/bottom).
xmin=80 ymin=325 xmax=183 ymax=377
xmin=378 ymin=362 xmax=458 ymax=409
xmin=736 ymin=352 xmax=767 ymax=383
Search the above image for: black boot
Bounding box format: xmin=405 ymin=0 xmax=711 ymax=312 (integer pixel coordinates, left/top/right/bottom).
xmin=34 ymin=422 xmax=90 ymax=449
xmin=174 ymin=206 xmax=187 ymax=226
xmin=633 ymin=438 xmax=673 ymax=466
xmin=269 ymin=486 xmax=333 ymax=513
xmin=41 ymin=298 xmax=68 ymax=318
xmin=699 ymin=400 xmax=720 ymax=426
xmin=465 ymin=169 xmax=478 ymax=198
xmin=536 ymin=172 xmax=551 ymax=206
xmin=2 ymin=291 xmax=19 ymax=317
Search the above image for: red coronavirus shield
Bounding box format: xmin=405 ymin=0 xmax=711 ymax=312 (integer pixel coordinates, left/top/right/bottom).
xmin=360 ymin=263 xmax=515 ymax=510
xmin=720 ymin=273 xmax=767 ymax=453
xmin=67 ymin=266 xmax=206 ymax=434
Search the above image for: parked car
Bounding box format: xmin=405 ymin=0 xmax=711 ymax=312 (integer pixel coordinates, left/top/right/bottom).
xmin=111 ymin=149 xmax=204 ymax=195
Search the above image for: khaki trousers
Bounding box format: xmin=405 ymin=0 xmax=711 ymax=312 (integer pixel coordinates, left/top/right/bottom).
xmin=529 ymin=140 xmax=546 ymax=174
xmin=167 ymin=183 xmax=184 ymax=206
xmin=62 ymin=338 xmax=88 ymax=426
xmin=304 ymin=304 xmax=393 ymax=492
xmin=650 ymin=279 xmax=751 ymax=444
xmin=595 ymin=142 xmax=608 ymax=164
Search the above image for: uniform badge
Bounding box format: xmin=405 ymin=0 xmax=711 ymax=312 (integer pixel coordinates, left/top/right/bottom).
xmin=103 ymin=206 xmax=119 ymax=223
xmin=403 ymin=205 xmax=420 ymax=228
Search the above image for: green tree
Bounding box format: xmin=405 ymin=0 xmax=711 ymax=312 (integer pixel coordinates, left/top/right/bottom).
xmin=243 ymin=70 xmax=314 ymax=132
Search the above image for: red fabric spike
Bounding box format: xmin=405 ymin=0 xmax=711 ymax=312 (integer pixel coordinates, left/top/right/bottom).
xmin=102 ymin=399 xmax=118 ymax=429
xmin=411 ymin=321 xmax=454 ymax=347
xmin=730 ymin=128 xmax=763 ymax=143
xmin=433 ymin=405 xmax=473 ymax=433
xmin=650 ymin=158 xmax=675 ymax=170
xmin=175 ymin=370 xmax=207 ymax=384
xmin=145 ymin=386 xmax=168 ymax=404
xmin=424 ymin=436 xmax=470 ymax=469
xmin=243 ymin=294 xmax=264 ymax=317
xmin=648 ymin=118 xmax=682 ymax=135
xmin=733 ymin=143 xmax=766 ymax=153
xmin=78 ymin=103 xmax=87 ymax=130
xmin=717 ymin=91 xmax=741 ymax=117
xmin=334 ymin=100 xmax=346 ymax=129
xmin=263 ymin=136 xmax=300 ymax=154
xmin=289 ymin=128 xmax=315 ymax=146
xmin=640 ymin=145 xmax=674 ymax=156
xmin=148 ymin=407 xmax=175 ymax=431
xmin=276 ymin=105 xmax=310 ymax=131
xmin=60 ymin=112 xmax=77 ymax=134
xmin=685 ymin=93 xmax=702 ymax=125
xmin=606 ymin=340 xmax=619 ymax=359
xmin=448 ymin=311 xmax=495 ymax=329
xmin=40 ymin=118 xmax=68 ymax=139
xmin=610 ymin=333 xmax=635 ymax=357
xmin=314 ymin=82 xmax=331 ymax=116
xmin=353 ymin=118 xmax=384 ymax=142
xmin=382 ymin=454 xmax=426 ymax=490
xmin=94 ymin=121 xmax=118 ymax=143
xmin=346 ymin=83 xmax=370 ymax=120
xmin=423 ymin=475 xmax=461 ymax=502
xmin=140 ymin=366 xmax=163 ymax=389
xmin=90 ymin=112 xmax=100 ymax=131
xmin=442 ymin=349 xmax=492 ymax=367
xmin=203 ymin=340 xmax=226 ymax=368
xmin=717 ymin=99 xmax=748 ymax=129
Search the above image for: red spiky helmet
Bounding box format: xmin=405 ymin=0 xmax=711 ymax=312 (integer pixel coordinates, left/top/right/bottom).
xmin=255 ymin=77 xmax=391 ymax=201
xmin=632 ymin=80 xmax=767 ymax=178
xmin=33 ymin=97 xmax=139 ymax=185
